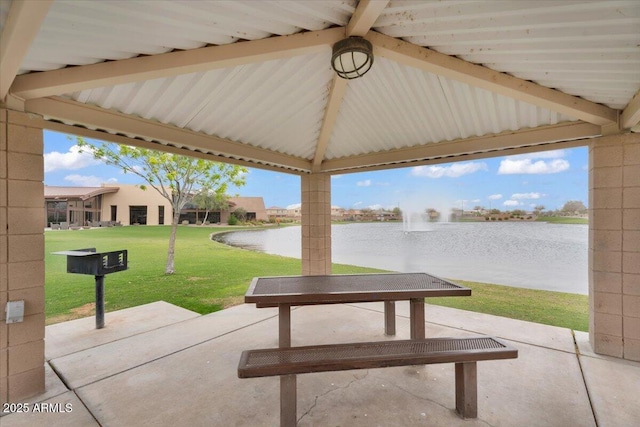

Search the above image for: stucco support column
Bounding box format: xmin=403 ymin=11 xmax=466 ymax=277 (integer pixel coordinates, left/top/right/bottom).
xmin=589 ymin=133 xmax=640 ymax=361
xmin=301 ymin=173 xmax=331 ymax=276
xmin=0 ymin=109 xmax=45 ymax=403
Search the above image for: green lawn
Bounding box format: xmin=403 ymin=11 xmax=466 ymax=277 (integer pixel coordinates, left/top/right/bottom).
xmin=45 ymin=226 xmax=588 ymax=331
xmin=536 ymin=216 xmax=588 ymax=224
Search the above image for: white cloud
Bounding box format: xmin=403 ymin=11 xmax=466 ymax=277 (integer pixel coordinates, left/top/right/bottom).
xmin=411 ymin=162 xmax=488 ymax=178
xmin=471 ymin=199 xmax=481 ymax=203
xmin=286 ymin=203 xmax=301 ymax=210
xmin=353 ymin=201 xmax=363 ymax=207
xmin=331 ymin=175 xmax=343 ymax=180
xmin=368 ymin=204 xmax=383 ymax=210
xmin=498 ymin=158 xmax=569 ymax=175
xmin=64 ymin=175 xmax=117 ymax=187
xmin=503 ymin=200 xmax=521 ymax=207
xmin=488 ymin=194 xmax=503 ymax=200
xmin=511 ymin=192 xmax=542 ymax=200
xmin=357 ymin=180 xmax=372 ymax=187
xmin=44 ymin=145 xmax=100 ymax=172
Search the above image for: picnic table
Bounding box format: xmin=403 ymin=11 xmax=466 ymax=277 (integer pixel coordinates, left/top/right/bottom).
xmin=244 ymin=272 xmax=471 ymax=345
xmin=240 ymin=273 xmax=518 ymax=426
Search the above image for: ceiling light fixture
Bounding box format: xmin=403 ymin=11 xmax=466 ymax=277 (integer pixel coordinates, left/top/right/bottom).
xmin=331 ymin=37 xmax=374 ymax=80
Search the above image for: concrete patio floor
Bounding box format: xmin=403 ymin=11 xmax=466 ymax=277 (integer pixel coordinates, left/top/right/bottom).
xmin=3 ymin=300 xmax=639 ymax=427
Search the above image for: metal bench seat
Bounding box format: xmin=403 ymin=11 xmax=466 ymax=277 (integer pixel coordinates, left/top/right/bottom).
xmin=238 ymin=336 xmax=517 ymax=425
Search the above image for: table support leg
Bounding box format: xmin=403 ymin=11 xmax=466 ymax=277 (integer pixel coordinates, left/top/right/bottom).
xmin=280 ymin=375 xmax=297 ymax=427
xmin=409 ymin=298 xmax=425 ymax=339
xmin=384 ymin=301 xmax=396 ymax=336
xmin=455 ymin=362 xmax=478 ymax=418
xmin=278 ymin=304 xmax=296 ymax=426
xmin=278 ymin=304 xmax=291 ymax=347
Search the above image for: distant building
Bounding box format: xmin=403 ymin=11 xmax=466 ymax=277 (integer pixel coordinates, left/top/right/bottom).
xmin=266 ymin=206 xmax=288 ymax=220
xmin=331 ymin=205 xmax=345 ymax=220
xmin=286 ymin=205 xmax=302 ymax=219
xmin=44 ymin=184 xmax=267 ymax=227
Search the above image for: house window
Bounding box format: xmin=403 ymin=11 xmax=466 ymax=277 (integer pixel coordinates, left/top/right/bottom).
xmin=159 ymin=206 xmax=165 ymax=225
xmin=46 ymin=201 xmax=67 ymax=225
xmin=130 ymin=206 xmax=147 ymax=225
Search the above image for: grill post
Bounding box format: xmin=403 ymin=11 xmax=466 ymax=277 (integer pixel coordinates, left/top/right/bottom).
xmin=95 ymin=275 xmax=105 ymax=329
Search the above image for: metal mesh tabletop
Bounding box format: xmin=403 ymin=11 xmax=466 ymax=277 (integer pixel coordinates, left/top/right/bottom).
xmin=245 ymin=273 xmax=470 ymax=304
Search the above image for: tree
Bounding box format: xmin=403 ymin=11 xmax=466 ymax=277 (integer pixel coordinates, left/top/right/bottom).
xmin=533 ymin=205 xmax=545 ymax=216
xmin=77 ymin=138 xmax=247 ymax=274
xmin=561 ymin=200 xmax=587 ymax=214
xmin=192 ymin=188 xmax=230 ymax=225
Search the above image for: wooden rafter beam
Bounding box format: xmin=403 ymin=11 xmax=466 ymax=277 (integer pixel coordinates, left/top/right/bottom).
xmin=323 ymin=138 xmax=593 ymax=175
xmin=0 ymin=0 xmax=52 ymax=100
xmin=42 ymin=121 xmax=304 ymax=176
xmin=621 ymin=90 xmax=640 ymax=130
xmin=320 ymin=121 xmax=601 ymax=173
xmin=347 ymin=0 xmax=390 ymax=37
xmin=26 ymin=96 xmax=312 ymax=173
xmin=312 ymin=0 xmax=389 ymax=170
xmin=312 ymin=78 xmax=348 ymax=171
xmin=11 ymin=27 xmax=345 ymax=100
xmin=366 ymin=31 xmax=618 ymax=126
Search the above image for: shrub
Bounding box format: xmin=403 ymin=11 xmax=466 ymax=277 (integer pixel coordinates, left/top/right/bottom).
xmin=233 ymin=208 xmax=247 ymax=222
xmin=227 ymin=214 xmax=238 ymax=225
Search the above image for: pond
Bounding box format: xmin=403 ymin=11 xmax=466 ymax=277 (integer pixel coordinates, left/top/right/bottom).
xmin=214 ymin=221 xmax=588 ymax=295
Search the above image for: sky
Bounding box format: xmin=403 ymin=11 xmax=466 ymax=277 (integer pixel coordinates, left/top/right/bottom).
xmin=43 ymin=130 xmax=589 ymax=213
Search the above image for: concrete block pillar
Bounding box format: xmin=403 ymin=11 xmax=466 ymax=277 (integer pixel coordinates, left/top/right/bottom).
xmin=0 ymin=109 xmax=45 ymax=404
xmin=301 ymin=173 xmax=331 ymax=276
xmin=589 ymin=133 xmax=640 ymax=361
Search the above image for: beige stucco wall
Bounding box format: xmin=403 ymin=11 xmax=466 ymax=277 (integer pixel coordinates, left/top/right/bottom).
xmin=228 ymin=196 xmax=268 ymax=221
xmin=1 ymin=109 xmax=46 ymax=404
xmin=101 ymin=184 xmax=173 ymax=226
xmin=589 ymin=133 xmax=640 ymax=362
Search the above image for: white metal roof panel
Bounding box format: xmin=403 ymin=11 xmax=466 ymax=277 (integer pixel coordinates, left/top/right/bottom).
xmin=374 ymin=0 xmax=640 ymax=110
xmin=64 ymin=52 xmax=335 ymax=160
xmin=326 ymin=57 xmax=577 ymax=160
xmin=17 ymin=0 xmax=356 ymax=73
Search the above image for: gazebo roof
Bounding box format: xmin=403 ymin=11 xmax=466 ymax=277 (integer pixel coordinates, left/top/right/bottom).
xmin=44 ymin=185 xmax=119 ymax=201
xmin=1 ymin=1 xmax=638 ymax=174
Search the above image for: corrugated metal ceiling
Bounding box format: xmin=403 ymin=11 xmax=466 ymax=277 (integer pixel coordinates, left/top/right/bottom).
xmin=374 ymin=0 xmax=640 ymax=110
xmin=16 ymin=0 xmax=356 ymax=73
xmin=326 ymin=57 xmax=577 ymax=160
xmin=2 ymin=0 xmax=638 ymax=172
xmin=64 ymin=52 xmax=335 ymax=160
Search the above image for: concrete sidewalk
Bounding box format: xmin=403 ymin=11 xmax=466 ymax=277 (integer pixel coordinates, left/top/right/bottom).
xmin=3 ymin=301 xmax=639 ymax=426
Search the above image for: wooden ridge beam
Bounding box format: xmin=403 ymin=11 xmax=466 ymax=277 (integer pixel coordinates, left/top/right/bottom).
xmin=312 ymin=0 xmax=389 ymax=170
xmin=312 ymin=77 xmax=348 ymax=171
xmin=366 ymin=31 xmax=618 ymax=126
xmin=347 ymin=0 xmax=390 ymax=37
xmin=11 ymin=27 xmax=345 ymax=100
